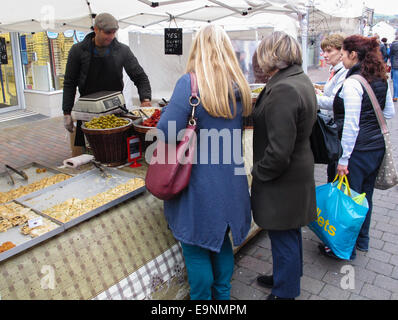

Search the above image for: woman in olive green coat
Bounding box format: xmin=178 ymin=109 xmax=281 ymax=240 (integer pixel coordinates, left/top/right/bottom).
xmin=251 ymin=31 xmax=317 ymax=300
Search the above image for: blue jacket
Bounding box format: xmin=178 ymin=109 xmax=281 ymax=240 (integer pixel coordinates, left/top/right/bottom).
xmin=156 ymin=73 xmax=252 ymax=252
xmin=390 ymin=41 xmax=398 ymax=69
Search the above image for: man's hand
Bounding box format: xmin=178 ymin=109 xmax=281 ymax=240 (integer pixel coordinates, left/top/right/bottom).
xmin=63 ymin=114 xmax=74 ymax=133
xmin=140 ymin=100 xmax=152 ymax=107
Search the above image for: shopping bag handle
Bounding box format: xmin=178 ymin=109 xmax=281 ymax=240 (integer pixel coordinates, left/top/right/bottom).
xmin=332 ymin=174 xmax=352 ymax=197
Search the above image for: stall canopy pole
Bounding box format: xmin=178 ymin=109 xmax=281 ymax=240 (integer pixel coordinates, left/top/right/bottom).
xmin=360 ymin=2 xmax=365 ymax=35
xmin=85 ymin=0 xmax=95 ymax=29
xmin=299 ymin=10 xmax=308 ymax=74
xmin=138 ymin=0 xmax=194 ymax=7
xmin=209 ymin=0 xmax=248 ymax=15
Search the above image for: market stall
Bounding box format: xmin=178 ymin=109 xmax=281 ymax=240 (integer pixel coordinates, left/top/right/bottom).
xmin=0 ymin=163 xmax=186 ymax=299
xmin=0 ymin=114 xmax=257 ymax=300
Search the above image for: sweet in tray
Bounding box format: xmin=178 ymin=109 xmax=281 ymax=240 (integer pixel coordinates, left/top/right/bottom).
xmin=43 ymin=178 xmax=145 ymax=223
xmin=0 ymin=202 xmax=30 ymax=232
xmin=0 ymin=241 xmax=16 ymax=253
xmin=0 ymin=202 xmax=59 ymax=238
xmin=0 ymin=173 xmax=71 ymax=204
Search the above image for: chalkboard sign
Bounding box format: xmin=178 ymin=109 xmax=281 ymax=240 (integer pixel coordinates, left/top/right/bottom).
xmin=0 ymin=37 xmax=8 ymax=65
xmin=165 ymin=28 xmax=183 ymax=55
xmin=127 ymin=136 xmax=142 ymax=168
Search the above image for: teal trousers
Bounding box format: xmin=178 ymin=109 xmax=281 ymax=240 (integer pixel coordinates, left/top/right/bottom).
xmin=180 ymin=233 xmax=234 ymax=300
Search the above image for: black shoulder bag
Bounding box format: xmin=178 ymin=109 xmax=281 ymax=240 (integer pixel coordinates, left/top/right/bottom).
xmin=310 ymin=112 xmax=342 ymax=164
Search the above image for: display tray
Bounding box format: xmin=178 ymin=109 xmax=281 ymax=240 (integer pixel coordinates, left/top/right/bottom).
xmin=16 ymin=169 xmax=146 ymax=230
xmin=0 ymin=162 xmax=69 ymax=193
xmin=0 ymin=203 xmax=64 ymax=262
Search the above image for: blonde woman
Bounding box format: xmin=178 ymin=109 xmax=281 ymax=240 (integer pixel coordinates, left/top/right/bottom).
xmin=251 ymin=31 xmax=317 ymax=300
xmin=156 ymin=25 xmax=252 ymax=300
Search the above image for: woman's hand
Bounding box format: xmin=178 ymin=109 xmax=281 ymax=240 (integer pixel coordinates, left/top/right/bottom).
xmin=315 ymin=88 xmax=323 ymax=95
xmin=337 ymin=164 xmax=349 ymax=177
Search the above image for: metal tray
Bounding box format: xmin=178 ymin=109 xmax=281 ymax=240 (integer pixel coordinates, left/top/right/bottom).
xmin=0 ymin=203 xmax=64 ymax=262
xmin=16 ymin=169 xmax=146 ymax=230
xmin=0 ymin=162 xmax=68 ymax=193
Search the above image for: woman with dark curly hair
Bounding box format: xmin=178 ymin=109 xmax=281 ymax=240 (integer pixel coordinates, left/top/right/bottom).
xmin=320 ymin=35 xmax=395 ymax=261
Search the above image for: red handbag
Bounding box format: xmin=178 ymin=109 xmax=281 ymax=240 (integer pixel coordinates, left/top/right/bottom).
xmin=145 ymin=72 xmax=199 ymax=200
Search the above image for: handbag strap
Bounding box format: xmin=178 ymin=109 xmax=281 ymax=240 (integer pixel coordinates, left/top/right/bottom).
xmin=189 ymin=72 xmax=200 ymax=126
xmin=348 ymin=74 xmax=389 ymax=135
xmin=189 ymin=72 xmax=199 ymax=98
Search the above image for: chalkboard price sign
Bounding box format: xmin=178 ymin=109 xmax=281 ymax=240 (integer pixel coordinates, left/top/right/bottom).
xmin=0 ymin=37 xmax=8 ymax=65
xmin=165 ymin=28 xmax=183 ymax=55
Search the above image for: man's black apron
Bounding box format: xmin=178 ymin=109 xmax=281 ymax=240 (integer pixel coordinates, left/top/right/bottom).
xmin=75 ymin=44 xmax=124 ymax=146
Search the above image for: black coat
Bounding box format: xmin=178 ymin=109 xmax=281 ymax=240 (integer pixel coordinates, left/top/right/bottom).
xmin=62 ymin=32 xmax=151 ymax=114
xmin=251 ymin=64 xmax=317 ymax=230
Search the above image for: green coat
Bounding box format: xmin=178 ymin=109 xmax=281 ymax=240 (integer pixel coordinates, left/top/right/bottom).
xmin=251 ymin=64 xmax=317 ymax=230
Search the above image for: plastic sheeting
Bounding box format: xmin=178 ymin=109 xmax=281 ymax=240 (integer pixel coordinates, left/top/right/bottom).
xmin=313 ymin=1 xmax=362 ymax=18
xmin=123 ymin=31 xmax=193 ymax=108
xmin=121 ymin=26 xmax=282 ymax=107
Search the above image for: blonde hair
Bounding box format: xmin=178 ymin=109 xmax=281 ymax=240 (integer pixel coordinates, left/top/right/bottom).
xmin=186 ymin=25 xmax=252 ymax=118
xmin=321 ymin=33 xmax=345 ymax=51
xmin=257 ymin=31 xmax=302 ymax=73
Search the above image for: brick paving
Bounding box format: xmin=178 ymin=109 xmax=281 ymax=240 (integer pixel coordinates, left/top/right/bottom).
xmin=0 ymin=117 xmax=71 ymax=173
xmin=0 ymin=66 xmax=397 ymax=300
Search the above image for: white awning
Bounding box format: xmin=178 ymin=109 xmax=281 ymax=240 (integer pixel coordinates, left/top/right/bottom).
xmin=0 ymin=0 xmax=305 ymax=32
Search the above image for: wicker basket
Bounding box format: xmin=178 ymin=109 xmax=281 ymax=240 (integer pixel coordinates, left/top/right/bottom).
xmin=81 ymin=118 xmax=133 ymax=167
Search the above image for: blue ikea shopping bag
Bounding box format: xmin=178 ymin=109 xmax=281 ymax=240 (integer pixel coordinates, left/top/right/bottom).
xmin=308 ymin=175 xmax=369 ymax=260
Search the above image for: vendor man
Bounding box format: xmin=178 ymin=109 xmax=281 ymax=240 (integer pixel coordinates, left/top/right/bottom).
xmin=62 ymin=12 xmax=152 ymax=146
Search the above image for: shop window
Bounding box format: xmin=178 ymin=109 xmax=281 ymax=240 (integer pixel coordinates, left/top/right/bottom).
xmin=0 ymin=33 xmax=18 ymax=107
xmin=19 ymin=31 xmax=85 ymax=92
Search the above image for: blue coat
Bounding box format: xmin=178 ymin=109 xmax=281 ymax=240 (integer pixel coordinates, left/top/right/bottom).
xmin=156 ymin=73 xmax=252 ymax=253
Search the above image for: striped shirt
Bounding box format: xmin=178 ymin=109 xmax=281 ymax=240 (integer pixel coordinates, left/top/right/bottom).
xmin=338 ymin=78 xmax=395 ymax=166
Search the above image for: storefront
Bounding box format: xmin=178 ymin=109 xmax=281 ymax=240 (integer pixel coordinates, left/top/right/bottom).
xmin=0 ymin=33 xmax=25 ymax=113
xmin=0 ymin=30 xmax=86 ymax=116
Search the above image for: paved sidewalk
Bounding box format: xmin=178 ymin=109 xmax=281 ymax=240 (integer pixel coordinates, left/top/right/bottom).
xmin=0 ymin=116 xmax=71 ymax=173
xmin=0 ymin=66 xmax=397 ymax=300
